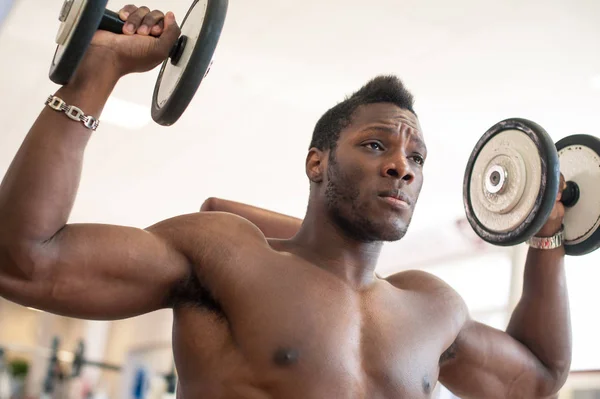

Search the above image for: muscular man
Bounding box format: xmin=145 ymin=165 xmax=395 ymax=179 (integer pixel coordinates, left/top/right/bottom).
xmin=0 ymin=5 xmax=571 ymax=398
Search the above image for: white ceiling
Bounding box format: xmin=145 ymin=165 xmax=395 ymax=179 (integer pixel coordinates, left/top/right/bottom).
xmin=1 ymin=0 xmax=599 ymax=272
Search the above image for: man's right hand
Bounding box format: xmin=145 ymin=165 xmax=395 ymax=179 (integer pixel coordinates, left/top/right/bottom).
xmin=75 ymin=5 xmax=181 ymax=81
xmin=0 ymin=4 xmax=192 ymax=322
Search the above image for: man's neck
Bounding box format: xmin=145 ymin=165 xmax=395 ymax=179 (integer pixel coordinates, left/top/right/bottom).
xmin=290 ymin=208 xmax=382 ymax=290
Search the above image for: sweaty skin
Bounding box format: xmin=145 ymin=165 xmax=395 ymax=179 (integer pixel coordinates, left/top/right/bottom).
xmin=0 ymin=5 xmax=571 ymax=399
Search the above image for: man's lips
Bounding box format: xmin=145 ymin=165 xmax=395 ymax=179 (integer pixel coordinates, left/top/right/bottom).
xmin=378 ymin=191 xmax=412 ymax=209
xmin=380 ymin=196 xmax=410 ymax=209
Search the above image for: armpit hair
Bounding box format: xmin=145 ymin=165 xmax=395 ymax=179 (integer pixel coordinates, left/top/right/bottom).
xmin=440 ymin=341 xmax=458 ymax=364
xmin=167 ymin=271 xmax=224 ymax=315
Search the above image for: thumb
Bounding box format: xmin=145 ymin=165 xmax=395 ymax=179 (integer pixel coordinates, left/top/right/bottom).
xmin=156 ymin=12 xmax=182 ymax=57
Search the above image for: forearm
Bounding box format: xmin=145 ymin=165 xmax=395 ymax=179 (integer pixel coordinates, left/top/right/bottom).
xmin=201 ymin=198 xmax=302 ymax=239
xmin=0 ymin=68 xmax=119 ymax=260
xmin=506 ymin=245 xmax=571 ymax=390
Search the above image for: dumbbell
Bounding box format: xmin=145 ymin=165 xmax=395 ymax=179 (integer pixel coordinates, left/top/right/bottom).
xmin=70 ymin=340 xmax=121 ymax=378
xmin=463 ymin=118 xmax=600 ymax=255
xmin=42 ymin=337 xmax=61 ymax=397
xmin=50 ymin=0 xmax=228 ymax=126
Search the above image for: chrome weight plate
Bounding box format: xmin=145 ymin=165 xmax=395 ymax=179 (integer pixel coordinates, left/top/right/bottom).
xmin=463 ymin=118 xmax=560 ymax=246
xmin=151 ymin=0 xmax=228 ymax=126
xmin=56 ymin=0 xmax=84 ymax=46
xmin=556 ymin=134 xmax=600 ymax=256
xmin=50 ymin=0 xmax=108 ymax=85
xmin=473 ymin=132 xmax=532 ymax=218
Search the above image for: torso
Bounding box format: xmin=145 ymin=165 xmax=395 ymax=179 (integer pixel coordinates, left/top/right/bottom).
xmin=169 ymin=213 xmax=467 ymax=399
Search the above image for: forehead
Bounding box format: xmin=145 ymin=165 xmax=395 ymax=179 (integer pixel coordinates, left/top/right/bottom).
xmin=347 ymin=103 xmax=422 ymax=134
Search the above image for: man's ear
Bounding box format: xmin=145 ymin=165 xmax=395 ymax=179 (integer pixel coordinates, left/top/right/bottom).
xmin=306 ymin=147 xmax=327 ymax=183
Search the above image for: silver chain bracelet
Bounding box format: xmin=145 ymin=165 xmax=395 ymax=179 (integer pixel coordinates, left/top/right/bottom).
xmin=45 ymin=95 xmax=100 ymax=131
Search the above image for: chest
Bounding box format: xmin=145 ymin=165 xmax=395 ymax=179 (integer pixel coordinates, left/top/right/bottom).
xmin=219 ymin=270 xmax=452 ymax=398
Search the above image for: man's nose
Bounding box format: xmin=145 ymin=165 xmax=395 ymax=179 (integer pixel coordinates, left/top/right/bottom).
xmin=381 ymin=155 xmax=415 ymax=183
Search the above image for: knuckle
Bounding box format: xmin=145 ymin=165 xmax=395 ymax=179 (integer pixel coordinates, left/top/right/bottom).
xmin=144 ymin=11 xmax=164 ymax=25
xmin=130 ymin=6 xmax=149 ymax=22
xmin=129 ymin=12 xmax=146 ymax=23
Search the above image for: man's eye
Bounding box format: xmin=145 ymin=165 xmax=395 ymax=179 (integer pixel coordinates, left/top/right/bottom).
xmin=364 ymin=142 xmax=384 ymax=151
xmin=412 ymin=155 xmax=425 ymax=165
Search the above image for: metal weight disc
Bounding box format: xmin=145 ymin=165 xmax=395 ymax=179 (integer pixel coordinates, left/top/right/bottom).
xmin=49 ymin=0 xmax=108 ymax=85
xmin=151 ymin=0 xmax=228 ymax=126
xmin=556 ymin=134 xmax=600 ymax=255
xmin=463 ymin=118 xmax=560 ymax=245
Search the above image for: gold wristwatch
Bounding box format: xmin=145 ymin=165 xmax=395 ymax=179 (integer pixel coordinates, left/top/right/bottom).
xmin=526 ymin=226 xmax=564 ymax=249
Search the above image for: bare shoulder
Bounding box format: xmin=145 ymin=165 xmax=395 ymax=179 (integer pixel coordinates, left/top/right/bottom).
xmin=386 ymin=270 xmax=470 ymax=357
xmin=145 ymin=211 xmax=271 ymax=305
xmin=385 ymin=269 xmax=454 ymax=292
xmin=146 ymin=211 xmax=269 ymax=259
xmin=385 ymin=270 xmax=469 ymax=316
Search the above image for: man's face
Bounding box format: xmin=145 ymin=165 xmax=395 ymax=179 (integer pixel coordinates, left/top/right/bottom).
xmin=322 ymin=103 xmax=426 ymax=243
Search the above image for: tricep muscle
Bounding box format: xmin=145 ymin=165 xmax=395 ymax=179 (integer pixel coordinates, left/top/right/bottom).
xmin=439 ymin=320 xmax=554 ymax=399
xmin=0 ymin=221 xmax=190 ymax=320
xmin=0 ymin=211 xmax=267 ymax=321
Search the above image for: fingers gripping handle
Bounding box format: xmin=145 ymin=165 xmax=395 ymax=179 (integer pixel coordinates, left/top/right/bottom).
xmin=99 ymin=9 xmax=125 ymax=34
xmin=98 ymin=9 xmax=186 ymax=66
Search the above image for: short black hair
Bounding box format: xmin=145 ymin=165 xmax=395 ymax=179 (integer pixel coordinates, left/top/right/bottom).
xmin=309 ymin=75 xmax=415 ymax=151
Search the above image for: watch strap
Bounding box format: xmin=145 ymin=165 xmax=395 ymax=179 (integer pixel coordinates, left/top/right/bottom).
xmin=526 ymin=226 xmax=564 ymax=250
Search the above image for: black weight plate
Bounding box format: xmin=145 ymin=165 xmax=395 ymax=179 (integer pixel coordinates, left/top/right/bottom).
xmin=463 ymin=118 xmax=560 ymax=246
xmin=50 ymin=0 xmax=108 ymax=85
xmin=151 ymin=0 xmax=228 ymax=126
xmin=556 ymin=134 xmax=600 ymax=256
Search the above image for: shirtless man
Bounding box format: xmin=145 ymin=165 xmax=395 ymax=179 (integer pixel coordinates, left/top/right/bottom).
xmin=0 ymin=5 xmax=571 ymax=398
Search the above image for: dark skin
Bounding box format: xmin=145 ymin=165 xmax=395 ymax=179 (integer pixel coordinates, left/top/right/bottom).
xmin=0 ymin=6 xmax=571 ymax=398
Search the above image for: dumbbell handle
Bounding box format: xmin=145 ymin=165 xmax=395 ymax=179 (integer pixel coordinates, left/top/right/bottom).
xmin=98 ymin=10 xmax=125 ymax=34
xmin=84 ymin=359 xmax=122 ymax=372
xmin=561 ymin=180 xmax=580 ymax=208
xmin=97 ymin=9 xmax=186 ymax=65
